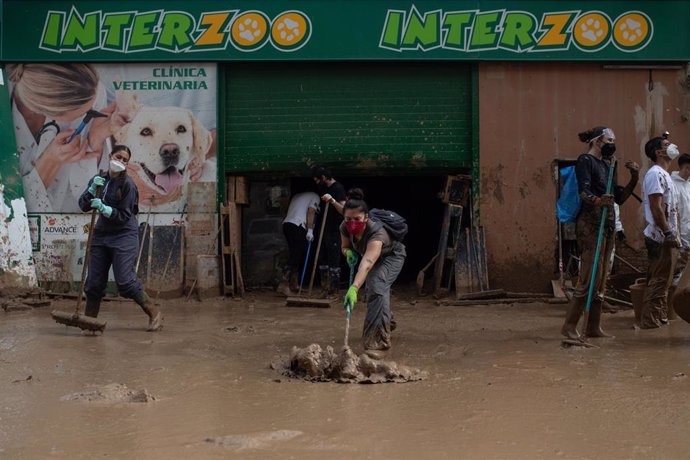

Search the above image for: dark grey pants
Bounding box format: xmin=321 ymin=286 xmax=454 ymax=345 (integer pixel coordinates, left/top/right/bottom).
xmin=85 ymin=230 xmax=143 ymax=302
xmin=363 ymin=242 xmax=406 ymax=351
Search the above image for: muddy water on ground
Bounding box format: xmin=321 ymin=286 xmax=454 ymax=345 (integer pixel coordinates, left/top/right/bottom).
xmin=1 ymin=292 xmax=690 ymax=459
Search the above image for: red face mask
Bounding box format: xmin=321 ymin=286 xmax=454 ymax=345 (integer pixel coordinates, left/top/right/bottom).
xmin=345 ymin=220 xmax=366 ymax=235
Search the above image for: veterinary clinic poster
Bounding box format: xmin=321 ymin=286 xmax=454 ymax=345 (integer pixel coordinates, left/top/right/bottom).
xmin=9 ymin=62 xmax=217 ymax=215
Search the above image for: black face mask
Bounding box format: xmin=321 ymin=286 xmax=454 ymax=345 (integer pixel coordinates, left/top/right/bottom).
xmin=601 ymin=143 xmax=616 ymax=157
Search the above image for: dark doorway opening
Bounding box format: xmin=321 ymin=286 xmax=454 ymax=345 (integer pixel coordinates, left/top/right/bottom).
xmin=290 ymin=175 xmax=448 ymax=283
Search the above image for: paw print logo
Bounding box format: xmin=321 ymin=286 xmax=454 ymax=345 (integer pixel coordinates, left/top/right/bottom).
xmin=271 ymin=11 xmax=311 ymax=51
xmin=573 ymin=12 xmax=611 ymax=51
xmin=613 ymin=12 xmax=652 ymax=51
xmin=230 ymin=12 xmax=270 ymax=51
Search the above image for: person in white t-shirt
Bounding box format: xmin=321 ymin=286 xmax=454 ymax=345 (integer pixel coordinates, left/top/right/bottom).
xmin=282 ymin=191 xmax=320 ymax=292
xmin=640 ymin=134 xmax=681 ymax=329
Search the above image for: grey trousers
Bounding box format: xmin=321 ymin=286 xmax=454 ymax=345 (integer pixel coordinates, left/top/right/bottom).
xmin=363 ymin=242 xmax=406 ymax=351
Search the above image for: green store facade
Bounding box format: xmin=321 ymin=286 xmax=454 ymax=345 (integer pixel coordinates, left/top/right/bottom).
xmin=1 ymin=0 xmax=689 ymax=293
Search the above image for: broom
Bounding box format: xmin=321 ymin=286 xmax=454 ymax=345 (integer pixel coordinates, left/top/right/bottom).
xmin=286 ymin=203 xmax=332 ymax=308
xmin=51 ymin=183 xmax=107 ymax=333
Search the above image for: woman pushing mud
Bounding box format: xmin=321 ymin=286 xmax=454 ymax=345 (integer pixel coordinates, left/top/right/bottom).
xmin=79 ymin=144 xmax=163 ymax=332
xmin=340 ymin=189 xmax=406 ymax=359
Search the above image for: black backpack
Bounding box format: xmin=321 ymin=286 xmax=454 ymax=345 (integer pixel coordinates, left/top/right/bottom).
xmin=369 ymin=208 xmax=408 ymax=241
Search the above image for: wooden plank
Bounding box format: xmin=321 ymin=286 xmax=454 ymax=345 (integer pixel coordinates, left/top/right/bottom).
xmin=505 ymin=292 xmax=553 ymax=299
xmin=455 ymin=289 xmax=506 ymax=300
xmin=478 ymin=226 xmax=489 ymax=290
xmin=438 ymin=297 xmax=568 ymax=306
xmin=454 ymin=228 xmax=471 ymax=297
xmin=433 ymin=204 xmax=451 ymax=295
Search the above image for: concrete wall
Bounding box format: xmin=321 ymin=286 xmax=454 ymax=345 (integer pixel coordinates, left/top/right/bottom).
xmin=479 ymin=62 xmax=690 ymax=292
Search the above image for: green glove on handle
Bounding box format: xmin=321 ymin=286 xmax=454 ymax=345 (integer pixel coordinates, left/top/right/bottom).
xmin=91 ymin=198 xmax=113 ymax=218
xmin=345 ymin=248 xmax=359 ymax=268
xmin=343 ymin=285 xmax=358 ymax=318
xmin=88 ymin=176 xmax=105 ymax=196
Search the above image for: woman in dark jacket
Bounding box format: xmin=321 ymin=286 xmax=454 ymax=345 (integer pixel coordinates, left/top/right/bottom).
xmin=79 ymin=144 xmax=163 ymax=331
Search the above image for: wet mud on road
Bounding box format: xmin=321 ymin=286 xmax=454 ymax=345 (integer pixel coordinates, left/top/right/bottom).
xmin=2 ymin=291 xmax=690 ymax=459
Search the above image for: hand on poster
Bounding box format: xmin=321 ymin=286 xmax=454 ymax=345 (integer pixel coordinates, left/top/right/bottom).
xmin=34 ymin=130 xmax=99 ymax=188
xmin=87 ymin=100 xmax=125 ymax=154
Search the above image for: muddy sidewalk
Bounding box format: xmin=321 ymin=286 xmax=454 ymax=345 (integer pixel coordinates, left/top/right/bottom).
xmin=1 ymin=291 xmax=690 ymax=459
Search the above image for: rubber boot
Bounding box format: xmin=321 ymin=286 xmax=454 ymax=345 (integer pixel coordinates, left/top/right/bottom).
xmin=319 ymin=266 xmax=331 ymax=298
xmin=133 ymin=290 xmax=163 ymax=332
xmin=561 ymin=296 xmax=585 ymax=339
xmin=289 ymin=271 xmax=300 ymax=293
xmin=329 ymin=267 xmax=341 ymax=296
xmin=84 ymin=297 xmax=101 ymax=318
xmin=585 ymin=301 xmax=614 ymax=338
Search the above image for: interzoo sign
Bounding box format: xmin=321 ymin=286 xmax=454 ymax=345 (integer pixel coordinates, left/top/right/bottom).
xmin=1 ymin=1 xmax=688 ymax=61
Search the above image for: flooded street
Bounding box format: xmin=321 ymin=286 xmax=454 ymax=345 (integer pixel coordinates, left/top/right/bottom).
xmin=2 ymin=291 xmax=690 ymax=459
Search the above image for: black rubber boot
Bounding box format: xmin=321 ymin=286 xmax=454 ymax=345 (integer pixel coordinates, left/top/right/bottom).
xmin=133 ymin=290 xmax=163 ymax=332
xmin=561 ymin=297 xmax=585 ymax=339
xmin=84 ymin=297 xmax=101 ymax=318
xmin=585 ymin=301 xmax=614 ymax=338
xmin=289 ymin=271 xmax=300 ymax=293
xmin=319 ymin=266 xmax=331 ymax=298
xmin=329 ymin=267 xmax=341 ymax=296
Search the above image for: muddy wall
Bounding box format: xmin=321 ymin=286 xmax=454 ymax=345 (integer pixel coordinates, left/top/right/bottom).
xmin=479 ymin=62 xmax=690 ymax=292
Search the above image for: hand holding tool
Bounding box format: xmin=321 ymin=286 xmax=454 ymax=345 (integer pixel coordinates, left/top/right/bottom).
xmin=88 ymin=176 xmax=105 ymax=196
xmin=345 ymin=248 xmax=359 ymax=268
xmin=90 ymin=198 xmax=113 ymax=218
xmin=663 ymin=230 xmax=681 ymax=248
xmin=343 ymin=285 xmax=358 ymax=318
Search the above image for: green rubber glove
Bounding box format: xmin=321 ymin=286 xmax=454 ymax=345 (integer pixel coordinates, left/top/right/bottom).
xmin=343 ymin=285 xmax=358 ymax=318
xmin=345 ymin=248 xmax=359 ymax=268
xmin=90 ymin=198 xmax=113 ymax=218
xmin=88 ymin=176 xmax=105 ymax=196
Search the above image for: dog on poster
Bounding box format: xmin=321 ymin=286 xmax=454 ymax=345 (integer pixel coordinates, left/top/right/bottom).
xmin=110 ymin=92 xmax=215 ymax=211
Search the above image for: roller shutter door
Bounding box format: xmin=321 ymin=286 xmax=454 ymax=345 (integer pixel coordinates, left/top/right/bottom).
xmin=222 ymin=62 xmax=473 ymax=174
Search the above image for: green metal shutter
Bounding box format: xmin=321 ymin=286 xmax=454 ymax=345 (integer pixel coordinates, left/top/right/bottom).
xmin=223 ymin=62 xmax=473 ymax=174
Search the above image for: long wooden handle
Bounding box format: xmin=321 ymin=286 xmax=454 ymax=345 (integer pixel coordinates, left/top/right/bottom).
xmin=308 ymin=203 xmax=330 ymax=296
xmin=76 ymin=186 xmax=101 ymax=315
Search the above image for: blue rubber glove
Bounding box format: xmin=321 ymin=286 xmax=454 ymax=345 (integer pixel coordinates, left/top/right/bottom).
xmin=90 ymin=198 xmax=113 ymax=218
xmin=345 ymin=249 xmax=359 ymax=268
xmin=88 ymin=176 xmax=105 ymax=196
xmin=343 ymin=285 xmax=358 ymax=318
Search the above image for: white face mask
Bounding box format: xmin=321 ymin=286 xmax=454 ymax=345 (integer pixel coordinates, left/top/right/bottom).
xmin=109 ymin=159 xmax=126 ymax=173
xmin=666 ymin=144 xmax=680 ymax=160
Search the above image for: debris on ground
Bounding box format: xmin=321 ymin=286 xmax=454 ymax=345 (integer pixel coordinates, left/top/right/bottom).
xmin=561 ymin=339 xmax=599 ymax=349
xmin=60 ymin=383 xmax=155 ymax=403
xmin=205 ymin=430 xmax=303 ymax=451
xmin=1 ymin=288 xmax=51 ymax=312
xmin=272 ymin=343 xmax=428 ymax=384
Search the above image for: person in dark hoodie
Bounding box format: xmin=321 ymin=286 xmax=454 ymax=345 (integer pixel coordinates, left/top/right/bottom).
xmin=561 ymin=126 xmax=639 ymax=339
xmin=78 ymin=144 xmax=163 ymax=332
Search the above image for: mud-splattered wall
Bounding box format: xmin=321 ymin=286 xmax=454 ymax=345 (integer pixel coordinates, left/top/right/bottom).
xmin=479 ymin=62 xmax=690 ymax=292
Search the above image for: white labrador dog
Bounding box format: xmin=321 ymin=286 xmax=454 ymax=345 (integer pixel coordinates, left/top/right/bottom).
xmin=111 ymin=93 xmax=213 ymax=210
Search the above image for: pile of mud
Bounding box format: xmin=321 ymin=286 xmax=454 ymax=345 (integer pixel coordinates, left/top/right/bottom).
xmin=60 ymin=383 xmax=155 ymax=403
xmin=272 ymin=343 xmax=427 ymax=384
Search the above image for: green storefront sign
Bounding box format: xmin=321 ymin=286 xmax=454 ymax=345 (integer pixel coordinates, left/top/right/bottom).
xmin=2 ymin=0 xmax=688 ymax=61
